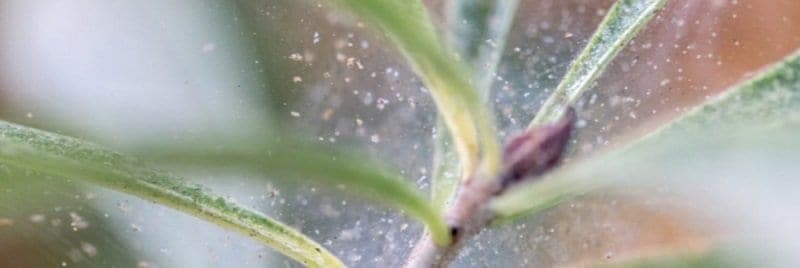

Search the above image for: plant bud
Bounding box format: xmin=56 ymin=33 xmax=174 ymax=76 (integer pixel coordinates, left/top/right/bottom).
xmin=501 ymin=108 xmax=576 ymax=188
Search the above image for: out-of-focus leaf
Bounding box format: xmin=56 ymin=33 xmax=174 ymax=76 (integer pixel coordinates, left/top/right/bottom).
xmin=335 ymin=0 xmax=502 ymax=176
xmin=492 ymin=120 xmax=800 ymax=220
xmin=493 ymin=48 xmax=800 ymax=220
xmin=0 ymin=169 xmax=141 ymax=267
xmin=446 ymin=0 xmax=519 ymax=95
xmin=529 ymin=0 xmax=668 ymax=127
xmin=230 ymin=0 xmax=298 ymax=127
xmin=432 ymin=0 xmax=519 ymax=211
xmin=0 ymin=122 xmax=344 ymax=268
xmin=142 ymin=141 xmax=452 ymax=246
xmin=431 ymin=130 xmax=460 ymax=212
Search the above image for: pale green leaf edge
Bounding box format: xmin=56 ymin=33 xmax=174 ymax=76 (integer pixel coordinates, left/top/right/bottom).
xmin=445 ymin=0 xmax=520 ymax=95
xmin=431 ymin=130 xmax=460 ymax=212
xmin=337 ymin=0 xmax=502 ymax=177
xmin=144 ymin=142 xmax=452 ymax=246
xmin=432 ymin=0 xmax=520 ymax=212
xmin=492 ymin=47 xmax=800 ymax=220
xmin=529 ymin=0 xmax=668 ymax=127
xmin=0 ymin=122 xmax=344 ymax=268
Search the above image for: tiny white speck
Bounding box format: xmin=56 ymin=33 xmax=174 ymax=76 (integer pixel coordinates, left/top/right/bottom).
xmin=288 ymin=53 xmax=303 ymax=61
xmin=202 ymin=43 xmax=216 ymax=53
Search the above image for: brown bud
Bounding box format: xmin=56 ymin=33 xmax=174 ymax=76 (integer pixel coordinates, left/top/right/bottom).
xmin=500 ymin=108 xmax=576 ymax=188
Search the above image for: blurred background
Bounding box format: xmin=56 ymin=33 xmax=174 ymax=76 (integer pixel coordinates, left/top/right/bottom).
xmin=0 ymin=0 xmax=799 ymax=267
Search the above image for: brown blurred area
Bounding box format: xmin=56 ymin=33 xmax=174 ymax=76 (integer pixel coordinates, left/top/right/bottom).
xmin=590 ymin=0 xmax=800 ymax=144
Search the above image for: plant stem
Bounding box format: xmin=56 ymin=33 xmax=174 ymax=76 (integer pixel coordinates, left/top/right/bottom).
xmin=405 ymin=177 xmax=499 ymax=268
xmin=406 ymin=109 xmax=576 ymax=267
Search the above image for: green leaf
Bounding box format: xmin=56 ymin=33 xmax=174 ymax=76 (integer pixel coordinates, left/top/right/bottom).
xmin=492 ymin=48 xmax=800 ymax=220
xmin=431 ymin=128 xmax=460 ymax=212
xmin=492 ymin=120 xmax=800 ymax=222
xmin=336 ymin=0 xmax=502 ymax=177
xmin=445 ymin=0 xmax=520 ymax=95
xmin=432 ymin=0 xmax=520 ymax=211
xmin=144 ymin=141 xmax=452 ymax=246
xmin=0 ymin=122 xmax=344 ymax=268
xmin=529 ymin=0 xmax=668 ymax=127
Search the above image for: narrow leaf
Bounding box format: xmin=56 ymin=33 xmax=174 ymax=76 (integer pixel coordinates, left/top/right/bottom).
xmin=493 ymin=48 xmax=800 ymax=220
xmin=490 ymin=122 xmax=799 ymax=264
xmin=446 ymin=0 xmax=520 ymax=95
xmin=431 ymin=129 xmax=460 ymax=211
xmin=432 ymin=0 xmax=519 ymax=211
xmin=0 ymin=122 xmax=344 ymax=268
xmin=145 ymin=142 xmax=452 ymax=246
xmin=336 ymin=0 xmax=502 ymax=176
xmin=529 ymin=0 xmax=668 ymax=127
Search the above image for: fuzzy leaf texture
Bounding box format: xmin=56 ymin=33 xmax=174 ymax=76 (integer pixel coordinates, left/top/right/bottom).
xmin=142 ymin=142 xmax=451 ymax=246
xmin=0 ymin=122 xmax=344 ymax=268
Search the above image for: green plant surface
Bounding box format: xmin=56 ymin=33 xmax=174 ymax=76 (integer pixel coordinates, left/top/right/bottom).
xmin=529 ymin=0 xmax=668 ymax=127
xmin=141 ymin=142 xmax=452 ymax=246
xmin=0 ymin=122 xmax=344 ymax=268
xmin=431 ymin=130 xmax=461 ymax=212
xmin=432 ymin=0 xmax=519 ymax=211
xmin=492 ymin=47 xmax=800 ymax=220
xmin=445 ymin=0 xmax=519 ymax=95
xmin=336 ymin=0 xmax=502 ymax=177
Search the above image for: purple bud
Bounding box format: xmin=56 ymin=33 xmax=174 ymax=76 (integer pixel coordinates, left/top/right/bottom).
xmin=501 ymin=108 xmax=576 ymax=188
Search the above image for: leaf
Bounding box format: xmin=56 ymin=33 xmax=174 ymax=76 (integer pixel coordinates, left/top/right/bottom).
xmin=0 ymin=122 xmax=344 ymax=268
xmin=529 ymin=0 xmax=668 ymax=127
xmin=143 ymin=141 xmax=452 ymax=246
xmin=431 ymin=129 xmax=461 ymax=212
xmin=492 ymin=48 xmax=800 ymax=220
xmin=491 ymin=122 xmax=800 ymax=263
xmin=432 ymin=0 xmax=520 ymax=211
xmin=336 ymin=0 xmax=502 ymax=176
xmin=445 ymin=0 xmax=520 ymax=95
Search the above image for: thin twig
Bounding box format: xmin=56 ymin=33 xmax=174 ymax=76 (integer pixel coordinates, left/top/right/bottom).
xmin=405 ymin=178 xmax=499 ymax=268
xmin=405 ymin=110 xmax=576 ymax=267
